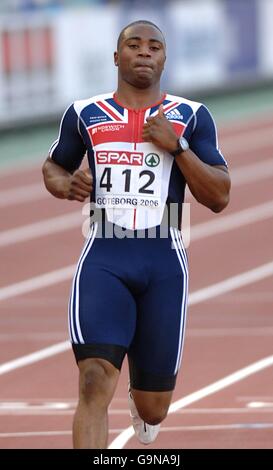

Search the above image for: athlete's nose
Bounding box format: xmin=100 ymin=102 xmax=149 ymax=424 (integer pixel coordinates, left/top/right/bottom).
xmin=137 ymin=46 xmax=151 ymax=57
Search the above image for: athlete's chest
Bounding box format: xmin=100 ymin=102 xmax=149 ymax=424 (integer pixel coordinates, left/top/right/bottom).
xmin=87 ymin=108 xmax=155 ymax=148
xmin=80 ymin=99 xmax=190 ymax=149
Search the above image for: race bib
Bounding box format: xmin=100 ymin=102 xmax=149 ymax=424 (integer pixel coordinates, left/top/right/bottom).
xmin=95 ymin=149 xmax=163 ymax=209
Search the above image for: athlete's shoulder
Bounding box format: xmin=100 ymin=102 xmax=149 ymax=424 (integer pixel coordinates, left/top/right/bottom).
xmin=73 ymin=92 xmax=114 ymax=116
xmin=165 ymin=93 xmax=203 ymax=113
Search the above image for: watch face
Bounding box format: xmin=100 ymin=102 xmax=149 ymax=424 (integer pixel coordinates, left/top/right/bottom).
xmin=179 ymin=137 xmax=189 ymax=152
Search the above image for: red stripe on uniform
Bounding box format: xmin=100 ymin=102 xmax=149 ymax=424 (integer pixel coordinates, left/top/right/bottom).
xmin=163 ymin=102 xmax=179 ymax=113
xmin=97 ymin=101 xmax=122 ymax=121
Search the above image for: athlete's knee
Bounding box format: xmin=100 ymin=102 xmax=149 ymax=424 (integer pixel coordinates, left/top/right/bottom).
xmin=140 ymin=407 xmax=168 ymax=425
xmin=78 ymin=358 xmax=119 ymax=406
xmin=132 ymin=390 xmax=171 ymax=425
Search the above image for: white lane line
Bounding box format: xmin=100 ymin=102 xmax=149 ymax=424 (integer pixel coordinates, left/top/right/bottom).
xmin=0 ymin=410 xmax=128 ymax=416
xmin=0 ymin=212 xmax=82 ymax=247
xmin=169 ymin=357 xmax=273 ymax=413
xmin=0 ymin=408 xmax=131 ymax=416
xmin=221 ymin=127 xmax=273 ymax=154
xmin=248 ymin=402 xmax=273 ymax=408
xmin=0 ymin=405 xmax=272 ymax=416
xmin=0 ymin=409 xmax=74 ymax=416
xmin=167 ymin=407 xmax=273 ymax=414
xmin=1 ymin=197 xmax=273 ymax=249
xmin=0 ymin=260 xmax=273 ymax=376
xmin=186 ymin=158 xmax=273 ymax=202
xmin=0 ymin=333 xmax=66 ymax=341
xmin=2 ymin=423 xmax=273 ymax=439
xmin=108 ymin=354 xmax=273 ymax=449
xmin=0 ymin=183 xmax=49 ymax=207
xmin=231 ymin=159 xmax=273 ymax=185
xmin=0 ymin=428 xmax=127 ymax=438
xmin=0 ymin=265 xmax=75 ymax=302
xmin=0 ymin=430 xmax=72 ymax=438
xmin=188 ymin=327 xmax=273 ymax=337
xmin=0 ymin=401 xmax=71 ymax=410
xmin=189 ymin=261 xmax=273 ymax=305
xmin=190 ymin=200 xmax=273 ymax=242
xmin=148 ymin=423 xmax=273 ymax=432
xmin=0 ymin=341 xmax=70 ymax=376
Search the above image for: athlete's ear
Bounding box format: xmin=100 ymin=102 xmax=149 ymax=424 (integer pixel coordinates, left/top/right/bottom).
xmin=114 ymin=51 xmax=119 ymax=67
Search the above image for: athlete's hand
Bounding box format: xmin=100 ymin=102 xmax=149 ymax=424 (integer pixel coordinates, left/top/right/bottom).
xmin=142 ymin=105 xmax=178 ymax=153
xmin=67 ymin=168 xmax=93 ymax=202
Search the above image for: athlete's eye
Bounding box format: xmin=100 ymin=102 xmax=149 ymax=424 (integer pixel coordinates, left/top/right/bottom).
xmin=128 ymin=44 xmax=139 ymax=49
xmin=150 ymin=46 xmax=160 ymax=51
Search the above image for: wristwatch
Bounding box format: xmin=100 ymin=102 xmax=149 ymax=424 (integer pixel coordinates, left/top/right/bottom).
xmin=170 ymin=136 xmax=189 ymax=157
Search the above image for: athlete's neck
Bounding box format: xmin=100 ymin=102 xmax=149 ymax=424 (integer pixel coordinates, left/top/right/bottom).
xmin=115 ymin=82 xmax=163 ymax=110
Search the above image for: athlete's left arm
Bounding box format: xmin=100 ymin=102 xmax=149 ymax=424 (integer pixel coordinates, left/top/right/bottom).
xmin=142 ymin=105 xmax=231 ymax=213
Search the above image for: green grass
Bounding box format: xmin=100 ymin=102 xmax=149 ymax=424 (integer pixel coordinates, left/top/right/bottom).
xmin=204 ymin=86 xmax=273 ymax=123
xmin=0 ymin=125 xmax=57 ymax=170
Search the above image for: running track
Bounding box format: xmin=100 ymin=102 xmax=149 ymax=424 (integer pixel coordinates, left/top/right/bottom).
xmin=0 ymin=113 xmax=273 ymax=449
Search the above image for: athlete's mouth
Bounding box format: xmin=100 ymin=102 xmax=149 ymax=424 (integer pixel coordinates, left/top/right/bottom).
xmin=134 ymin=62 xmax=153 ymax=70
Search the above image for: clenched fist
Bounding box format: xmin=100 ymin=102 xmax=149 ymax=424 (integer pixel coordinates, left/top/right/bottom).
xmin=67 ymin=168 xmax=93 ymax=202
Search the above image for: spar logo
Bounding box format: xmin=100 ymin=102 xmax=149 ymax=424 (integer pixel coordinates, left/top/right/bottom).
xmin=96 ymin=151 xmax=143 ymax=165
xmin=145 ymin=153 xmax=160 ymax=167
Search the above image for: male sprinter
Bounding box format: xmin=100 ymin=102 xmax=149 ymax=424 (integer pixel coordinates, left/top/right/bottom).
xmin=42 ymin=20 xmax=230 ymax=449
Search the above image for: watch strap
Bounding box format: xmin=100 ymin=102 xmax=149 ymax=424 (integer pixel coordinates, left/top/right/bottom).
xmin=170 ymin=139 xmax=183 ymax=157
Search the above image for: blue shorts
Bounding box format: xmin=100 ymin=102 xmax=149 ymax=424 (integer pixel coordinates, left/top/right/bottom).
xmin=69 ymin=222 xmax=188 ymax=391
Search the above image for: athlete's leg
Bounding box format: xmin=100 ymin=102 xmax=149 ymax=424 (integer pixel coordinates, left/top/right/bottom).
xmin=70 ymin=230 xmax=137 ymax=448
xmin=73 ymin=357 xmax=119 ymax=449
xmin=128 ymin=228 xmax=188 ymax=430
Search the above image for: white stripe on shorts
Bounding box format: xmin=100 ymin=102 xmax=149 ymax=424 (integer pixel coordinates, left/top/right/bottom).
xmin=170 ymin=227 xmax=189 ymax=374
xmin=69 ymin=223 xmax=98 ymax=343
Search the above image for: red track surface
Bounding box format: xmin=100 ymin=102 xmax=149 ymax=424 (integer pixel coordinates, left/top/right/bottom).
xmin=0 ymin=114 xmax=273 ymax=449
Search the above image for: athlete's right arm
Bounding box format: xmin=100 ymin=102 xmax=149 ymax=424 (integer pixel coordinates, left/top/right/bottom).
xmin=42 ymin=103 xmax=93 ymax=202
xmin=42 ymin=157 xmax=93 ymax=202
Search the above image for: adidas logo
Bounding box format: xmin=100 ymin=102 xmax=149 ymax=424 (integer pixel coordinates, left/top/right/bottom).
xmin=166 ymin=109 xmax=184 ymax=120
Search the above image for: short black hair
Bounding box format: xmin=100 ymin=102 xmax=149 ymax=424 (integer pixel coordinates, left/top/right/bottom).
xmin=117 ymin=20 xmax=165 ymax=50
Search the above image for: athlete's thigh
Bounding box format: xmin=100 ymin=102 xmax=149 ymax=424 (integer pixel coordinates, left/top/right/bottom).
xmin=70 ymin=254 xmax=137 ymax=369
xmin=128 ymin=232 xmax=188 ymax=391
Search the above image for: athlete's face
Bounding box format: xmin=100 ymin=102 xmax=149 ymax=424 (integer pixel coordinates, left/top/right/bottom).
xmin=114 ymin=24 xmax=166 ymax=89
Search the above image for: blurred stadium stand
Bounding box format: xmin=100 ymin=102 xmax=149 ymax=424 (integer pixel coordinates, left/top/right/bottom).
xmin=0 ymin=0 xmax=273 ymax=130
